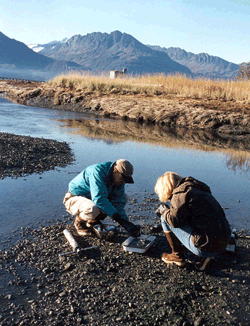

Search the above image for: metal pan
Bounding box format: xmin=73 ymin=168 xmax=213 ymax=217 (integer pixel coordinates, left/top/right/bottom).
xmin=122 ymin=234 xmax=156 ymax=253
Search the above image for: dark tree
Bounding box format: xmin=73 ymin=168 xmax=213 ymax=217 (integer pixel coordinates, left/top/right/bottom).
xmin=236 ymin=62 xmax=250 ymax=80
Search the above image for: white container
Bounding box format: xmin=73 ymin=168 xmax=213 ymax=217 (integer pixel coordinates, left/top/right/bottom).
xmin=63 ymin=229 xmax=81 ymax=252
xmin=122 ymin=234 xmax=156 ymax=254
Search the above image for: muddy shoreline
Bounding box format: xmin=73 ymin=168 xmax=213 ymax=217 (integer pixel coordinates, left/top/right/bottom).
xmin=0 ymin=133 xmax=250 ymax=325
xmin=1 ymin=79 xmax=250 ymax=136
xmin=1 ymin=205 xmax=250 ymax=326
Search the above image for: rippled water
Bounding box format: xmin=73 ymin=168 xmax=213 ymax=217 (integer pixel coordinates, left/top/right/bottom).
xmin=0 ymin=96 xmax=250 ymax=248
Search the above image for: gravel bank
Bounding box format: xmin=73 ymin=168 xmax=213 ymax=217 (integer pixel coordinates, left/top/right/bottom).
xmin=0 ymin=216 xmax=250 ymax=326
xmin=0 ymin=132 xmax=75 ymax=179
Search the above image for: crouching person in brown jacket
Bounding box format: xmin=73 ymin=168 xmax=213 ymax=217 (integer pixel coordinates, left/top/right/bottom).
xmin=154 ymin=172 xmax=231 ymax=271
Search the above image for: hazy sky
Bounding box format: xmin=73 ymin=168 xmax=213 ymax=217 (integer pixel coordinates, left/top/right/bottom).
xmin=0 ymin=0 xmax=249 ymax=64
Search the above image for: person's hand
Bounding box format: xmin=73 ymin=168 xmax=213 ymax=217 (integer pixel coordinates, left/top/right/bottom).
xmin=127 ymin=223 xmax=141 ymax=238
xmin=155 ymin=203 xmax=169 ymax=217
xmin=112 ymin=213 xmax=141 ymax=237
xmin=96 ymin=211 xmax=107 ymax=221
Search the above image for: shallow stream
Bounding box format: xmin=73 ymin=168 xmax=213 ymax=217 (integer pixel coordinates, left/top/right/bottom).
xmin=0 ymin=96 xmax=249 ymax=249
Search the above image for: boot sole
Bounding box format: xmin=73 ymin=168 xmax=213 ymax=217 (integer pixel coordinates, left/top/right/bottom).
xmin=75 ymin=229 xmax=93 ymax=236
xmin=162 ymin=256 xmax=186 ymax=267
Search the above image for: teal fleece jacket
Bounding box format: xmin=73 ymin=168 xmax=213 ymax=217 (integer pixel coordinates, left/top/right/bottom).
xmin=68 ymin=161 xmax=127 ymax=220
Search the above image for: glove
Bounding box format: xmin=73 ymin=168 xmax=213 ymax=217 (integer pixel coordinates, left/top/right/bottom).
xmin=112 ymin=213 xmax=141 ymax=238
xmin=155 ymin=203 xmax=169 ymax=217
xmin=125 ymin=222 xmax=141 ymax=238
xmin=95 ymin=211 xmax=107 ymax=221
xmin=149 ymin=223 xmax=163 ymax=234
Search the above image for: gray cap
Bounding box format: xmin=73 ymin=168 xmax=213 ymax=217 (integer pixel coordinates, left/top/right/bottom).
xmin=115 ymin=159 xmax=134 ymax=183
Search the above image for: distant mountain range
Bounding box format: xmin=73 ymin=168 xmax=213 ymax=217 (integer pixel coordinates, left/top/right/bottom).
xmin=0 ymin=32 xmax=87 ymax=81
xmin=148 ymin=45 xmax=239 ymax=79
xmin=29 ymin=31 xmax=192 ymax=77
xmin=0 ymin=30 xmax=240 ymax=80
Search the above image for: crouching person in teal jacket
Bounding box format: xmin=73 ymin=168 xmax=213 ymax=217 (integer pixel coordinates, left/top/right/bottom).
xmin=63 ymin=159 xmax=140 ymax=238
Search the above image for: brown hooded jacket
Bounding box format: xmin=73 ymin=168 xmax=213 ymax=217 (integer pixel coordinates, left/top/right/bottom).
xmin=162 ymin=177 xmax=231 ymax=253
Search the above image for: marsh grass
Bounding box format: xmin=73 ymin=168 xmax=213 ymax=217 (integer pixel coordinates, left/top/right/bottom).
xmin=48 ymin=72 xmax=250 ymax=102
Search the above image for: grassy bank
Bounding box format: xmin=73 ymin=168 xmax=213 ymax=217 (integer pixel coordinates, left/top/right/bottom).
xmin=48 ymin=73 xmax=250 ymax=103
xmin=1 ymin=75 xmax=250 ymax=132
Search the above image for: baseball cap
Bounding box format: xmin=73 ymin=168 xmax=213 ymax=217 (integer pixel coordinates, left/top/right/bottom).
xmin=115 ymin=159 xmax=134 ymax=183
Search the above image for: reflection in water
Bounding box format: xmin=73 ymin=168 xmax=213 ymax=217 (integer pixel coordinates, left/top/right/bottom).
xmin=55 ymin=117 xmax=250 ymax=173
xmin=225 ymin=153 xmax=250 ymax=173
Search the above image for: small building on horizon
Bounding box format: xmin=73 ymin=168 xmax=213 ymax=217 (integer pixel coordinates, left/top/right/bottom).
xmin=110 ymin=68 xmax=127 ymax=79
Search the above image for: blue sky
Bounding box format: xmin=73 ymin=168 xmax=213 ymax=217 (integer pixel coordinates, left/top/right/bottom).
xmin=0 ymin=0 xmax=249 ymax=64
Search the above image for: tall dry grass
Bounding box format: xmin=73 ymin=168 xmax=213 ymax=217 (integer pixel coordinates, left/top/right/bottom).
xmin=47 ymin=72 xmax=250 ymax=102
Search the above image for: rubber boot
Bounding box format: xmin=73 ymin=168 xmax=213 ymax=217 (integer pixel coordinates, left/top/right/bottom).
xmin=74 ymin=215 xmax=92 ymax=236
xmin=162 ymin=231 xmax=186 ymax=267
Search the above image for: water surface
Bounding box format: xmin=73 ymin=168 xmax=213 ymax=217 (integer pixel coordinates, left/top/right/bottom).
xmin=0 ymin=96 xmax=249 ymax=248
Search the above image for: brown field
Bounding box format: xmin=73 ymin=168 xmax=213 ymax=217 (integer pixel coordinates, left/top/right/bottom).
xmin=49 ymin=72 xmax=250 ymax=102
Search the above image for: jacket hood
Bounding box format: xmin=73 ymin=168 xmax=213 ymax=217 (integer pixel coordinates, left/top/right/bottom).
xmin=172 ymin=177 xmax=211 ymax=196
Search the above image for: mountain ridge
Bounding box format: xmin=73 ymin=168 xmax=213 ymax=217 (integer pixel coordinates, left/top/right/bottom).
xmin=0 ymin=32 xmax=87 ymax=80
xmin=31 ymin=30 xmax=192 ymax=76
xmin=30 ymin=31 xmax=239 ymax=79
xmin=148 ymin=45 xmax=239 ymax=79
xmin=1 ymin=30 xmax=240 ymax=80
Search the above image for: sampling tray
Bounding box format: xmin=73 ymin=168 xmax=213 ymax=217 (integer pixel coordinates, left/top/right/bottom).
xmin=122 ymin=234 xmax=156 ymax=253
